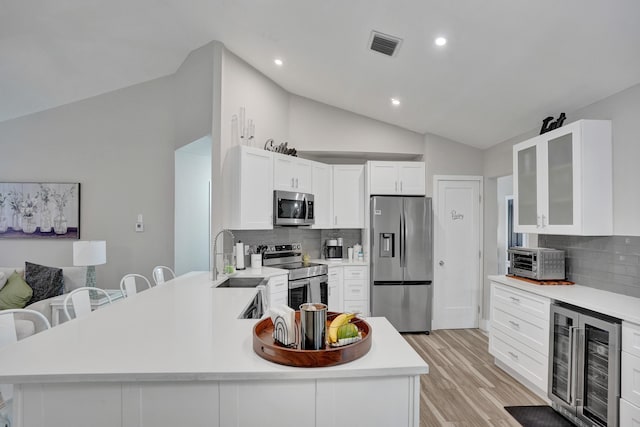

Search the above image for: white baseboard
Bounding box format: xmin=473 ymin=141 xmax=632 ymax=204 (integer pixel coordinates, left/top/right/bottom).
xmin=479 ymin=318 xmax=490 ymax=332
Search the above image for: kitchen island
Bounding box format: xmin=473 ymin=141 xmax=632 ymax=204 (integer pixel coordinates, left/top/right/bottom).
xmin=0 ymin=271 xmax=428 ymax=427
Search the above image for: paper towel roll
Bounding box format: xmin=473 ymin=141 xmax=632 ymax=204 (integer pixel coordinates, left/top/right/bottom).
xmin=236 ymin=242 xmax=245 ymax=270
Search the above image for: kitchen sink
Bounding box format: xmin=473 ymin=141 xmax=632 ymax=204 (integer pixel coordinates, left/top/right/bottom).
xmin=217 ymin=277 xmax=267 ymax=288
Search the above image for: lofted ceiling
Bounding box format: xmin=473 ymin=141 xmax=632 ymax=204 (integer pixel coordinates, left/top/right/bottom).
xmin=2 ymin=0 xmax=640 ymax=148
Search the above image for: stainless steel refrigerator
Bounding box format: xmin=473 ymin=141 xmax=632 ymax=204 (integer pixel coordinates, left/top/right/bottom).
xmin=370 ymin=196 xmax=433 ymax=332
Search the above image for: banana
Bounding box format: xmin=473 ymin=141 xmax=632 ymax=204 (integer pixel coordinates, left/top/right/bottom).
xmin=328 ymin=313 xmax=356 ymax=343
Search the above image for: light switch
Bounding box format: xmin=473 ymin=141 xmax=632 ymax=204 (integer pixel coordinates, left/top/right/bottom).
xmin=136 ymin=214 xmax=144 ymax=232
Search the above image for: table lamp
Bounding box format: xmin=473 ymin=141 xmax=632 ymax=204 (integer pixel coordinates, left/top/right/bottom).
xmin=73 ymin=241 xmax=107 ymax=287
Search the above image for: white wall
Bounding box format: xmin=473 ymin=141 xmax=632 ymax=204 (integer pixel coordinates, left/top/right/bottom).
xmin=483 ymin=82 xmax=640 ymax=236
xmin=174 ymin=43 xmax=215 ymax=150
xmin=423 ymin=133 xmax=484 ymax=197
xmin=289 ymin=95 xmax=424 ymax=156
xmin=220 ymin=49 xmax=290 ymax=165
xmin=0 ymin=76 xmax=176 ymax=288
xmin=175 ymin=137 xmax=211 ymax=275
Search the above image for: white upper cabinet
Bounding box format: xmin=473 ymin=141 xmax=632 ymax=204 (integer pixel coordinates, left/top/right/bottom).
xmin=223 ymin=146 xmax=274 ymax=230
xmin=332 ymin=165 xmax=365 ymax=228
xmin=513 ymin=119 xmax=612 ymax=235
xmin=368 ymin=161 xmax=426 ymax=195
xmin=311 ymin=161 xmax=333 ymax=229
xmin=273 ymin=153 xmax=312 ymax=193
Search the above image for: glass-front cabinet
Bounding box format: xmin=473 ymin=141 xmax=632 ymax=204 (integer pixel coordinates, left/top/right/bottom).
xmin=513 ymin=119 xmax=612 ymax=235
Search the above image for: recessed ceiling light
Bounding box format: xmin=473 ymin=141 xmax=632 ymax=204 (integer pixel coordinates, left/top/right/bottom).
xmin=274 ymin=58 xmax=283 ymax=66
xmin=434 ymin=37 xmax=447 ymax=47
xmin=391 ymin=98 xmax=401 ymax=106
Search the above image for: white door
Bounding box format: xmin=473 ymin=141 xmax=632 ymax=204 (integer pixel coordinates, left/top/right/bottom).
xmin=433 ymin=177 xmax=482 ymax=329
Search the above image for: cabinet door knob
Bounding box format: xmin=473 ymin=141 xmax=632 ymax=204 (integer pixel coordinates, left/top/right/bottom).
xmin=395 ymin=181 xmax=398 ymax=192
xmin=296 ymin=178 xmax=299 ymax=188
xmin=400 ymin=181 xmax=403 ymax=192
xmin=291 ymin=178 xmax=295 ymax=188
xmin=439 ymin=260 xmax=445 ymax=266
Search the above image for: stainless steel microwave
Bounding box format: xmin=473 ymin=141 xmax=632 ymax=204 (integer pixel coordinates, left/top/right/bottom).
xmin=273 ymin=190 xmax=315 ymax=226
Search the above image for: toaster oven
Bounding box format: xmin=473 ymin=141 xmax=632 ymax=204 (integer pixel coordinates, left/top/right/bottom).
xmin=508 ymin=247 xmax=565 ymax=280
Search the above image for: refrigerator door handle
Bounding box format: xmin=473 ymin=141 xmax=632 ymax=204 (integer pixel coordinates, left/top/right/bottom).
xmin=399 ymin=213 xmax=404 ymax=267
xmin=402 ymin=210 xmax=407 ymax=268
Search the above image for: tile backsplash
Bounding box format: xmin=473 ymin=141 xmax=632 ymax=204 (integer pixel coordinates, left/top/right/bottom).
xmin=232 ymin=228 xmax=364 ymax=260
xmin=539 ymin=235 xmax=640 ymax=298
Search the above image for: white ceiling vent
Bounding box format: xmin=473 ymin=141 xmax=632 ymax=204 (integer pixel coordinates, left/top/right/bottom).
xmin=369 ymin=31 xmax=402 ymax=57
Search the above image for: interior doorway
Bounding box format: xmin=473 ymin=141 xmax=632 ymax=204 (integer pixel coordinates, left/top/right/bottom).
xmin=497 ymin=176 xmax=527 ymax=275
xmin=174 ymin=136 xmax=211 ymax=275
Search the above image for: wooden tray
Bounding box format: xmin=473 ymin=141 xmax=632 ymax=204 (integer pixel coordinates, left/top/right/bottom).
xmin=253 ymin=311 xmax=372 ymax=367
xmin=507 ymin=274 xmax=574 ymax=286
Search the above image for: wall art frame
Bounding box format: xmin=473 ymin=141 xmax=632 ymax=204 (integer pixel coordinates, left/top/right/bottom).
xmin=0 ymin=182 xmax=80 ymax=239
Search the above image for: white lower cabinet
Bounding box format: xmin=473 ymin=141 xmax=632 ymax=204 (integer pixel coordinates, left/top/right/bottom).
xmin=342 ymin=266 xmax=369 ymax=316
xmin=622 ymin=321 xmax=640 ymax=425
xmin=267 ymin=275 xmax=288 ymax=309
xmin=489 ymin=282 xmax=550 ymax=394
xmin=327 ymin=266 xmax=343 ymax=312
xmin=620 ymin=398 xmax=640 ymax=427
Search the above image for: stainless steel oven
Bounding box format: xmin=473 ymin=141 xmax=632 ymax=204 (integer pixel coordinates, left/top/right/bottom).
xmin=273 ymin=190 xmax=314 ymax=226
xmin=288 ymin=275 xmax=328 ymax=310
xmin=263 ymin=243 xmax=328 ymax=310
xmin=549 ymin=302 xmax=621 ymax=427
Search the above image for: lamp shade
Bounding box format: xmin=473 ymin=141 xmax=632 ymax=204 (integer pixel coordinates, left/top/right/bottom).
xmin=73 ymin=241 xmax=107 ymax=266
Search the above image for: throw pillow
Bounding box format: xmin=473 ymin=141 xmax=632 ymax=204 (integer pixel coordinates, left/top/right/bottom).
xmin=24 ymin=262 xmax=65 ymax=305
xmin=0 ymin=271 xmax=7 ymax=291
xmin=0 ymin=271 xmax=34 ymax=309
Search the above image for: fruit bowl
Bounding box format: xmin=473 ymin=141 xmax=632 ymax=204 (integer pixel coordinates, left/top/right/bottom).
xmin=252 ymin=311 xmax=372 ymax=367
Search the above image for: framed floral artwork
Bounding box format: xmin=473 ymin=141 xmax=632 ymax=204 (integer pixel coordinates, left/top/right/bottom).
xmin=0 ymin=182 xmax=80 ymax=239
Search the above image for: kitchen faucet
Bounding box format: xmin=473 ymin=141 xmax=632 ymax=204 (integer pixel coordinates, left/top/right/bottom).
xmin=212 ymin=229 xmax=235 ymax=281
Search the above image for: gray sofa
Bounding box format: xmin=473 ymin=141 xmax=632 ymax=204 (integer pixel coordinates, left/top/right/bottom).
xmin=0 ymin=266 xmax=90 ymax=335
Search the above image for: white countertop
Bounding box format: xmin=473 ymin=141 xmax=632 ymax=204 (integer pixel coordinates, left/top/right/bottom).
xmin=0 ymin=271 xmax=427 ymax=384
xmin=311 ymin=258 xmax=369 ymax=267
xmin=219 ymin=265 xmax=288 ymax=279
xmin=489 ymin=275 xmax=640 ymax=325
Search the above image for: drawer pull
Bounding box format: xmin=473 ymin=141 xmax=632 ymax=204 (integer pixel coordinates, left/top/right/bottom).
xmin=509 ymin=320 xmax=520 ymax=329
xmin=508 ymin=351 xmax=519 ymax=360
xmin=510 ymin=296 xmax=521 ymax=304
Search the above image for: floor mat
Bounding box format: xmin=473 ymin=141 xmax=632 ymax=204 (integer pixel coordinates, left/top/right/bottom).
xmin=504 ymin=405 xmax=575 ymax=427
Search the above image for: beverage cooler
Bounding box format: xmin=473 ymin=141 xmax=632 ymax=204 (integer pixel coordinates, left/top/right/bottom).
xmin=549 ymin=303 xmax=621 ymax=427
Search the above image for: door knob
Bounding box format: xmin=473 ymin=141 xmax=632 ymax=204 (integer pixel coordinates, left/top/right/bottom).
xmin=439 ymin=260 xmax=445 ymax=266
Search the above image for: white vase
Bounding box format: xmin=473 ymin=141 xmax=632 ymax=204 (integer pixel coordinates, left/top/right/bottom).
xmin=12 ymin=212 xmax=22 ymax=231
xmin=40 ymin=208 xmax=52 ymax=233
xmin=0 ymin=215 xmax=7 ymax=233
xmin=22 ymin=215 xmax=37 ymax=234
xmin=54 ymin=213 xmax=67 ymax=235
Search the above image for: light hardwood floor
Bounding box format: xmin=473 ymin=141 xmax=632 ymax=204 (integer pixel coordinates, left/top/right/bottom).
xmin=404 ymin=329 xmax=545 ymax=427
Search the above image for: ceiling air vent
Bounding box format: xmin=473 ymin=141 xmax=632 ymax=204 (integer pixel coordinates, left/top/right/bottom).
xmin=369 ymin=31 xmax=402 ymax=57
